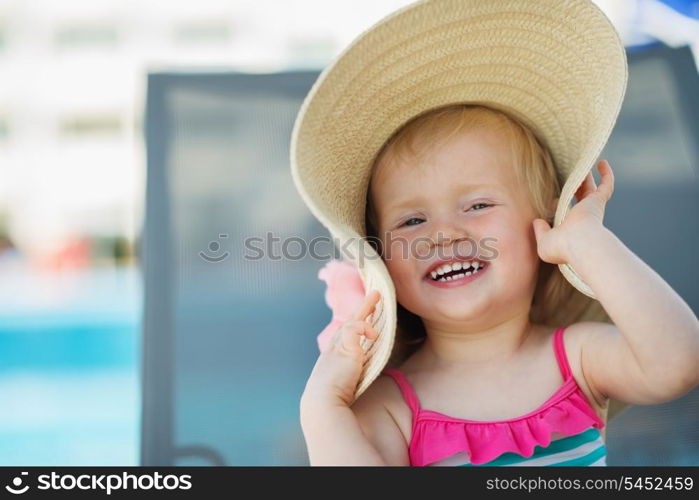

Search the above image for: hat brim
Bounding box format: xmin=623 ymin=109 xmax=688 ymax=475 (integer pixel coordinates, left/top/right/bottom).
xmin=291 ymin=0 xmax=628 ymax=402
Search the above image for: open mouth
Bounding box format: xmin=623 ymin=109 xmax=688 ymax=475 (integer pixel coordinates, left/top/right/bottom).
xmin=425 ymin=259 xmax=489 ymax=282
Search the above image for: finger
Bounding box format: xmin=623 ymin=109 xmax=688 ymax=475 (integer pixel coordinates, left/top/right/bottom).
xmin=596 ymin=160 xmax=614 ymax=200
xmin=336 ymin=320 xmax=378 ymax=342
xmin=351 ymin=289 xmax=381 ymax=322
xmin=335 ymin=320 xmax=379 ymax=352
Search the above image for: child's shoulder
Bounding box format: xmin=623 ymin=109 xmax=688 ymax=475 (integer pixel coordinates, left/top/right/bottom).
xmin=554 ymin=322 xmax=611 ymax=418
xmin=350 ymin=371 xmax=412 ymax=464
xmin=351 ymin=370 xmax=414 ymax=445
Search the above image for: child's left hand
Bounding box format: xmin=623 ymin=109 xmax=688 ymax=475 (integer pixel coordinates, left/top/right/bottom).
xmin=532 ymin=159 xmax=615 ymax=265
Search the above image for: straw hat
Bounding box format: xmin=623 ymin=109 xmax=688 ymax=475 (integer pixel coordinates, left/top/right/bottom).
xmin=290 ymin=0 xmax=628 ymax=402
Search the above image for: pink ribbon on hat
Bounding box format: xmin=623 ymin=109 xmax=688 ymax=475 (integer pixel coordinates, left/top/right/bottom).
xmin=316 ymin=259 xmax=366 ymax=352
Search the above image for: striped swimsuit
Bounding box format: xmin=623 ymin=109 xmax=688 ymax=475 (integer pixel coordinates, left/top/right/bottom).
xmin=382 ymin=326 xmax=607 ymax=466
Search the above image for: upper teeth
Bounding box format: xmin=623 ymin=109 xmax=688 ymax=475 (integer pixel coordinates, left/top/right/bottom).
xmin=430 ymin=261 xmax=484 ymax=279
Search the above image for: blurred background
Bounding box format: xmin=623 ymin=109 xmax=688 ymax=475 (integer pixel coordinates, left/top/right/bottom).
xmin=0 ymin=0 xmax=697 ymax=466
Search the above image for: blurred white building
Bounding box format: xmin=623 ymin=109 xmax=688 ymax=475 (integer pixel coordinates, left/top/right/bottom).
xmin=0 ymin=0 xmax=411 ymax=259
xmin=0 ymin=0 xmax=696 ymax=260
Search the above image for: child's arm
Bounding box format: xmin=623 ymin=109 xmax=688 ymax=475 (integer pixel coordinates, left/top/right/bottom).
xmin=533 ymin=160 xmax=699 ymax=405
xmin=300 ymin=399 xmax=386 ymax=465
xmin=299 ymin=290 xmax=408 ymax=465
xmin=567 ymin=223 xmax=699 ymax=404
xmin=300 ymin=379 xmax=409 ymax=465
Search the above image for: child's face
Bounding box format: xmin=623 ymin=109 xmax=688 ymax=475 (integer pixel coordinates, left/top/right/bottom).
xmin=369 ymin=126 xmax=542 ymax=328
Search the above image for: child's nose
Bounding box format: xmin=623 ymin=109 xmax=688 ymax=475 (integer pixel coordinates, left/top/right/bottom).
xmin=429 ymin=218 xmax=470 ymax=247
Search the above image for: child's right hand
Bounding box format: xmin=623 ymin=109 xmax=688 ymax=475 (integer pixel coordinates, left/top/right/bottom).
xmin=301 ymin=289 xmax=381 ymax=408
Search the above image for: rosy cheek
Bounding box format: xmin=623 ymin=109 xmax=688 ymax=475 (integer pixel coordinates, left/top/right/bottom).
xmin=384 ymin=239 xmax=416 ymax=274
xmin=386 ymin=237 xmax=410 ymax=262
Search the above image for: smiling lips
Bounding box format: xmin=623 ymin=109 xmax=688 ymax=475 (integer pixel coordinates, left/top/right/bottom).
xmin=424 ymin=260 xmax=489 ymax=288
xmin=425 ymin=259 xmax=488 ymax=282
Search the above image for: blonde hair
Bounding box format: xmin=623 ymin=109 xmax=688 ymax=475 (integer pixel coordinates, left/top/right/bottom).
xmin=365 ymin=103 xmax=612 ymax=367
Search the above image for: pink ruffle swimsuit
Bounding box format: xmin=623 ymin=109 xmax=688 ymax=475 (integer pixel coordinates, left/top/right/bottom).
xmin=382 ymin=326 xmax=607 ymax=466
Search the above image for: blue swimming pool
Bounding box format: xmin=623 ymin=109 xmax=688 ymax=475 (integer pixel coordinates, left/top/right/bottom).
xmin=0 ymin=265 xmax=141 ymax=466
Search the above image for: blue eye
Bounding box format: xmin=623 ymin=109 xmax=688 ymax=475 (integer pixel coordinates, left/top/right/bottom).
xmin=470 ymin=203 xmax=491 ymax=211
xmin=402 ymin=217 xmax=424 ymax=227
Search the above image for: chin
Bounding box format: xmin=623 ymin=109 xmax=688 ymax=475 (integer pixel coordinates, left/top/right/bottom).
xmin=411 ymin=299 xmax=485 ymax=322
